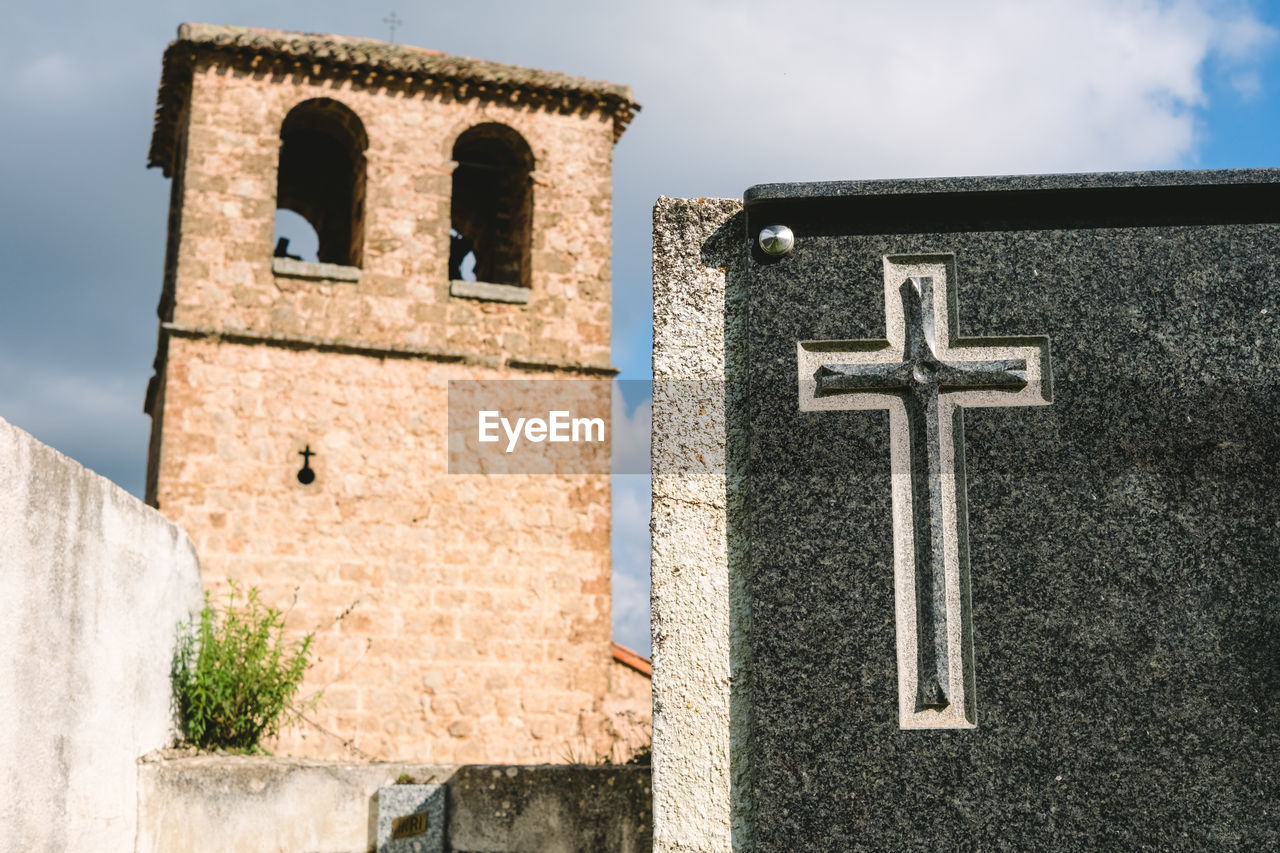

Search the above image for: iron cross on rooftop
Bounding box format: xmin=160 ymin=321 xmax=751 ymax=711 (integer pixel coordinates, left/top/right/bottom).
xmin=798 ymin=254 xmax=1052 ymax=729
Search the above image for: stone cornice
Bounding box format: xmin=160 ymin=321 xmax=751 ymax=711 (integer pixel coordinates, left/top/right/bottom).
xmin=158 ymin=322 xmax=618 ymax=377
xmin=148 ymin=23 xmax=640 ymax=176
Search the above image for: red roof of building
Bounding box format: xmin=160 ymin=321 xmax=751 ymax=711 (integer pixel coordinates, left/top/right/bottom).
xmin=611 ymin=642 xmax=652 ymax=677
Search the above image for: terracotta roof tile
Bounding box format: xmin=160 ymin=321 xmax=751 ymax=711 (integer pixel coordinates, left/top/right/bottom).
xmin=612 ymin=642 xmax=652 ymax=678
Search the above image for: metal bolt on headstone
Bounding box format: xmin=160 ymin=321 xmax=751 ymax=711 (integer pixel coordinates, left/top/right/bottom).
xmin=758 ymin=224 xmax=794 ymax=256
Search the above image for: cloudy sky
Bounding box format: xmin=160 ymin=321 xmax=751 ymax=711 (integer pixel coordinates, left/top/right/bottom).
xmin=3 ymin=0 xmax=1279 ymax=654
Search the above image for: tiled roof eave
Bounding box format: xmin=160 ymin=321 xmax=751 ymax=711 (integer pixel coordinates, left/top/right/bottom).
xmin=147 ymin=25 xmax=640 ymax=175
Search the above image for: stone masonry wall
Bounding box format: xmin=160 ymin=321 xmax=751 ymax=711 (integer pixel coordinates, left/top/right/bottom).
xmin=147 ymin=51 xmax=647 ymax=762
xmin=167 ymin=59 xmax=614 ymax=368
xmin=155 ymin=335 xmax=631 ymax=762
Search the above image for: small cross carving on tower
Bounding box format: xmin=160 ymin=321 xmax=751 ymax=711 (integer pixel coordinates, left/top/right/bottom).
xmin=383 ymin=11 xmax=403 ymax=43
xmin=297 ymin=445 xmax=317 ymax=485
xmin=798 ymin=254 xmax=1052 ymax=729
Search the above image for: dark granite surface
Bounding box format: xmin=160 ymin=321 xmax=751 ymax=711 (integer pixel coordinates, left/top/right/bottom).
xmin=742 ymin=172 xmax=1280 ymax=851
xmin=746 ymin=167 xmax=1280 ymax=201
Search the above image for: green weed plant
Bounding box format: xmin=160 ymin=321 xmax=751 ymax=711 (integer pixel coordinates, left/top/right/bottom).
xmin=172 ymin=583 xmax=317 ymax=751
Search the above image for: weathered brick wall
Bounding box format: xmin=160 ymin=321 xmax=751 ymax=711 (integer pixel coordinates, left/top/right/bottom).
xmin=147 ymin=47 xmax=647 ymax=762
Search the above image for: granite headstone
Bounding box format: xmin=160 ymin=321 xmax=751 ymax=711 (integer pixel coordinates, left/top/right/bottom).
xmin=650 ymin=171 xmax=1280 ymax=851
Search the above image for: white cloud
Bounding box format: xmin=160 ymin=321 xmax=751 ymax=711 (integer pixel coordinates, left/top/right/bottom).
xmin=611 ymin=473 xmax=652 ymax=655
xmin=609 ymin=384 xmax=652 ymax=653
xmin=1205 ymin=1 xmax=1276 ymax=59
xmin=0 ymin=355 xmax=148 ymax=495
xmin=5 ymin=51 xmax=96 ymax=108
xmin=10 ymin=53 xmax=82 ymax=105
xmin=611 ymin=384 xmax=652 ymax=475
xmin=597 ymin=0 xmax=1275 ymax=190
xmin=1229 ymin=70 xmax=1264 ymax=99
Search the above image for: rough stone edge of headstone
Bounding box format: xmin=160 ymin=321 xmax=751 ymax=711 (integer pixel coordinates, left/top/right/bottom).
xmin=651 ymin=196 xmax=752 ymax=853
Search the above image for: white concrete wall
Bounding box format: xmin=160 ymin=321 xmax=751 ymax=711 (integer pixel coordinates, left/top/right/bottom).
xmin=650 ymin=197 xmax=751 ymax=852
xmin=136 ymin=755 xmax=442 ymax=853
xmin=0 ymin=416 xmax=202 ymax=853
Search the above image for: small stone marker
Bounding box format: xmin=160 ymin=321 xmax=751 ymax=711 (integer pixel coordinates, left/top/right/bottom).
xmin=376 ymin=784 xmax=445 ymax=853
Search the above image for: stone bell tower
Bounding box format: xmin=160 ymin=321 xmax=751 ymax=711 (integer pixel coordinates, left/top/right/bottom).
xmin=143 ymin=23 xmax=649 ymax=762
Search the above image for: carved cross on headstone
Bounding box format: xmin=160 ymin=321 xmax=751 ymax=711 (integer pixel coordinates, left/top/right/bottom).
xmin=798 ymin=254 xmax=1052 ymax=729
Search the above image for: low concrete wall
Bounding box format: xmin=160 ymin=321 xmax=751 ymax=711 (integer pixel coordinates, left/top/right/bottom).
xmin=136 ymin=754 xmax=652 ymax=853
xmin=448 ymin=765 xmax=652 ymax=853
xmin=0 ymin=416 xmax=203 ymax=853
